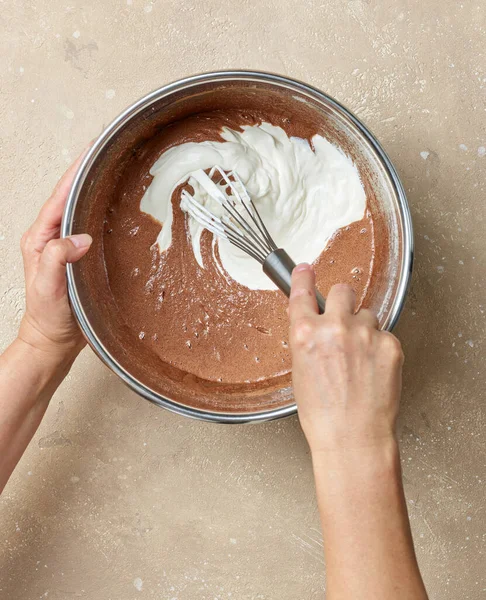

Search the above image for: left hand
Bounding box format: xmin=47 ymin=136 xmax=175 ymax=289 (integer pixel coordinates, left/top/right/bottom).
xmin=18 ymin=148 xmax=92 ymax=364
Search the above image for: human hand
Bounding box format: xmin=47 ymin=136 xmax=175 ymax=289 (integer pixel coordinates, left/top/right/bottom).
xmin=289 ymin=264 xmax=404 ymax=456
xmin=18 ymin=148 xmax=92 ymax=366
xmin=289 ymin=267 xmax=428 ymax=600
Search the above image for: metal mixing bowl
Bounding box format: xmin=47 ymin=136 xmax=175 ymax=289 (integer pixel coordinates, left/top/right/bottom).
xmin=62 ymin=70 xmax=413 ymax=423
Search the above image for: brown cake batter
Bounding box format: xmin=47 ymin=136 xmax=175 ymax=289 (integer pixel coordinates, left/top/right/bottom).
xmin=102 ymin=110 xmax=375 ymax=385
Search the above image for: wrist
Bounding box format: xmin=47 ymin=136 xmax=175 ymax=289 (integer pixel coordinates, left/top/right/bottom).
xmin=18 ymin=315 xmax=84 ymax=367
xmin=304 ymin=416 xmax=398 ymax=458
xmin=13 ymin=332 xmax=79 ymax=388
xmin=311 ymin=436 xmax=401 ymax=488
xmin=0 ymin=337 xmax=77 ymax=415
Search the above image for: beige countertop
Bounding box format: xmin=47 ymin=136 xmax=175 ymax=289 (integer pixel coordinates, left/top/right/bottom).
xmin=0 ymin=1 xmax=485 ymax=598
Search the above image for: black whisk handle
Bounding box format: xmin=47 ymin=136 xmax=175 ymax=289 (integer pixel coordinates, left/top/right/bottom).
xmin=262 ymin=249 xmax=326 ymax=315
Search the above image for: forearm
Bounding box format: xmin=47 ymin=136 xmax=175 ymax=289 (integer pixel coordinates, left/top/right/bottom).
xmin=0 ymin=338 xmax=74 ymax=492
xmin=313 ymin=440 xmax=428 ymax=600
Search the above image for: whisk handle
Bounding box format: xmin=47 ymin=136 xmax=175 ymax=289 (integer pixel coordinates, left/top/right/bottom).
xmin=263 ymin=249 xmax=326 ymax=315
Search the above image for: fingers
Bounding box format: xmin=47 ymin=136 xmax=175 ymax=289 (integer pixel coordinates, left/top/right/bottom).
xmin=34 ymin=235 xmax=92 ymax=298
xmin=289 ymin=263 xmax=319 ymax=323
xmin=27 ymin=144 xmax=92 ymax=254
xmin=325 ymin=284 xmax=356 ymax=317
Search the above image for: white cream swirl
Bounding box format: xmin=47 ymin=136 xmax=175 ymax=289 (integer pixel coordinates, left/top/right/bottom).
xmin=140 ymin=123 xmax=366 ymax=290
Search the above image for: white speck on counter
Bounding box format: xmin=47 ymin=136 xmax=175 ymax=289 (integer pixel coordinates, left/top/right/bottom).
xmin=105 ymin=89 xmax=115 ymax=100
xmin=134 ymin=578 xmax=143 ymax=591
xmin=436 ymin=265 xmax=445 ymax=274
xmin=61 ymin=105 xmax=75 ymax=119
xmin=466 ymin=340 xmax=474 ymax=348
xmin=420 ymin=151 xmax=430 ymax=160
xmin=72 ymin=30 xmax=80 ymax=38
xmin=478 ymin=146 xmax=485 ymax=157
xmin=459 ymin=143 xmax=468 ymax=151
xmin=19 ymin=66 xmax=24 ymax=75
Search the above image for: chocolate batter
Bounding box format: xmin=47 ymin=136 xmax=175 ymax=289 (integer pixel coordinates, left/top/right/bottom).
xmin=102 ymin=111 xmax=375 ymax=385
xmin=73 ymin=82 xmax=395 ymax=412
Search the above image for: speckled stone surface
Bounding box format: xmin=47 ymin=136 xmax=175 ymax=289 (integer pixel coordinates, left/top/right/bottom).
xmin=0 ymin=1 xmax=485 ymax=599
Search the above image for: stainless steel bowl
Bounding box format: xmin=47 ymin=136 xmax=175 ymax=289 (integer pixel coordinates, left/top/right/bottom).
xmin=62 ymin=70 xmax=413 ymax=423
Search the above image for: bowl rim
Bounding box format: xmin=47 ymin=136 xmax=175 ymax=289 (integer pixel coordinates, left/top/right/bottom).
xmin=62 ymin=69 xmax=414 ymax=424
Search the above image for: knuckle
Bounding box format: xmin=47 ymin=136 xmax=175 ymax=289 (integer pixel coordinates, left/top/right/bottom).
xmin=291 ymin=316 xmax=316 ymax=349
xmin=44 ymin=239 xmax=65 ymax=261
xmin=314 ymin=318 xmax=353 ymax=354
xmin=323 ymin=318 xmax=348 ymax=342
xmin=357 ymin=324 xmax=374 ymax=345
xmin=381 ymin=333 xmax=404 ymax=362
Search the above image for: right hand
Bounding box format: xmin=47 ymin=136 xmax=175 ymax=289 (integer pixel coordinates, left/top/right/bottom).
xmin=289 ymin=264 xmax=404 ymax=456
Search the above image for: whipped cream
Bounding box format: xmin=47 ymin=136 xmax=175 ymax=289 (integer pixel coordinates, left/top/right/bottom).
xmin=141 ymin=123 xmax=366 ymax=290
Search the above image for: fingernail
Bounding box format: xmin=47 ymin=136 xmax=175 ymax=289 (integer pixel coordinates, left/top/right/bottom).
xmin=294 ymin=263 xmax=311 ymax=272
xmin=69 ymin=233 xmax=92 ymax=248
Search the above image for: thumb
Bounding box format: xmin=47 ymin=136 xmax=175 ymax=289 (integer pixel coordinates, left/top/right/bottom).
xmin=35 ymin=234 xmax=92 ymax=298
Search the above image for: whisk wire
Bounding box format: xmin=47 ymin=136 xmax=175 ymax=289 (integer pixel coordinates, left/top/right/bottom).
xmin=223 ymin=225 xmax=267 ymax=263
xmin=181 ymin=186 xmax=268 ymax=263
xmin=184 ymin=167 xmax=280 ymax=259
xmin=225 ymin=235 xmax=266 ymax=264
xmin=209 ymin=166 xmax=276 ymax=256
xmin=180 ymin=166 xmax=326 ymax=315
xmin=227 ymin=170 xmax=277 ymax=253
xmin=180 ymin=190 xmax=227 ymax=239
xmin=222 ymin=207 xmax=270 ymax=258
